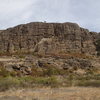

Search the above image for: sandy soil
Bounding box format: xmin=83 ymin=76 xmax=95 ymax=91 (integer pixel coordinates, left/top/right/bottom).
xmin=0 ymin=87 xmax=100 ymax=100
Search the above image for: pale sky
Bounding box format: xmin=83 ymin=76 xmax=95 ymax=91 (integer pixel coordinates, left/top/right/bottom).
xmin=0 ymin=0 xmax=100 ymax=32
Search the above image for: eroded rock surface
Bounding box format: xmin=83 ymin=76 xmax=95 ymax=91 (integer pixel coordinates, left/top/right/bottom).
xmin=0 ymin=54 xmax=99 ymax=75
xmin=0 ymin=22 xmax=99 ymax=75
xmin=0 ymin=22 xmax=98 ymax=55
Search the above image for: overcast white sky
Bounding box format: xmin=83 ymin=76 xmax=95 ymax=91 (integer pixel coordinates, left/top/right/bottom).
xmin=0 ymin=0 xmax=100 ymax=32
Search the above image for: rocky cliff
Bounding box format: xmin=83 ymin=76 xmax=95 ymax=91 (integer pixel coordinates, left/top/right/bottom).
xmin=0 ymin=22 xmax=100 ymax=76
xmin=0 ymin=22 xmax=98 ymax=55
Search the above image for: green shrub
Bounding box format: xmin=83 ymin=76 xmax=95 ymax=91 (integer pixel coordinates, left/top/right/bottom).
xmin=32 ymin=76 xmax=59 ymax=87
xmin=0 ymin=67 xmax=10 ymax=77
xmin=18 ymin=55 xmax=25 ymax=59
xmin=41 ymin=63 xmax=69 ymax=76
xmin=67 ymin=74 xmax=74 ymax=86
xmin=75 ymin=74 xmax=100 ymax=80
xmin=43 ymin=67 xmax=60 ymax=76
xmin=0 ymin=76 xmax=21 ymax=91
xmin=31 ymin=67 xmax=43 ymax=77
xmin=0 ymin=67 xmax=17 ymax=77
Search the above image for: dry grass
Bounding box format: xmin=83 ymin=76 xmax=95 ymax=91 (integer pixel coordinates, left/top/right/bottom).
xmin=0 ymin=87 xmax=100 ymax=100
xmin=43 ymin=52 xmax=94 ymax=60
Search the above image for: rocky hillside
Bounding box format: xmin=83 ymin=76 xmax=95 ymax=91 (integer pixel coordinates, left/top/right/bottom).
xmin=0 ymin=22 xmax=98 ymax=55
xmin=0 ymin=22 xmax=100 ymax=76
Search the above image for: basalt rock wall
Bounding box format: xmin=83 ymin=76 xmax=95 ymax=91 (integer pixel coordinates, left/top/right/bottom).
xmin=0 ymin=22 xmax=98 ymax=55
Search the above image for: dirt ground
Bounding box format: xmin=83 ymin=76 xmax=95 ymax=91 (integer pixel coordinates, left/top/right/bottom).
xmin=0 ymin=87 xmax=100 ymax=100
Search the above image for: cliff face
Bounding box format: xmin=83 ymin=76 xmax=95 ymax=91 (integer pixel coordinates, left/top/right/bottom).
xmin=0 ymin=22 xmax=97 ymax=55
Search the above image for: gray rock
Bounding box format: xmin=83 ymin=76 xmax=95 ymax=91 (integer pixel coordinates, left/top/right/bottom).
xmin=0 ymin=22 xmax=98 ymax=55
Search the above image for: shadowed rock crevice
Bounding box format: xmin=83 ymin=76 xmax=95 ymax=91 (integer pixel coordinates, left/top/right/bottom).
xmin=95 ymin=33 xmax=100 ymax=56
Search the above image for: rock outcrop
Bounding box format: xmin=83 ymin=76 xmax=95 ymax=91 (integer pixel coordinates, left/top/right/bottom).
xmin=0 ymin=22 xmax=98 ymax=55
xmin=0 ymin=54 xmax=99 ymax=75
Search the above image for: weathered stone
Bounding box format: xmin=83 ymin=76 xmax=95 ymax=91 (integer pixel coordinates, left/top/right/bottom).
xmin=1 ymin=55 xmax=100 ymax=75
xmin=0 ymin=22 xmax=98 ymax=55
xmin=0 ymin=22 xmax=99 ymax=75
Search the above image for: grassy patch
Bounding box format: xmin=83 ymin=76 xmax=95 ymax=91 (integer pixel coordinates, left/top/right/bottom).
xmin=32 ymin=76 xmax=59 ymax=87
xmin=0 ymin=66 xmax=17 ymax=77
xmin=0 ymin=76 xmax=60 ymax=91
xmin=76 ymin=80 xmax=100 ymax=87
xmin=69 ymin=74 xmax=100 ymax=87
xmin=0 ymin=65 xmax=100 ymax=92
xmin=0 ymin=76 xmax=21 ymax=91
